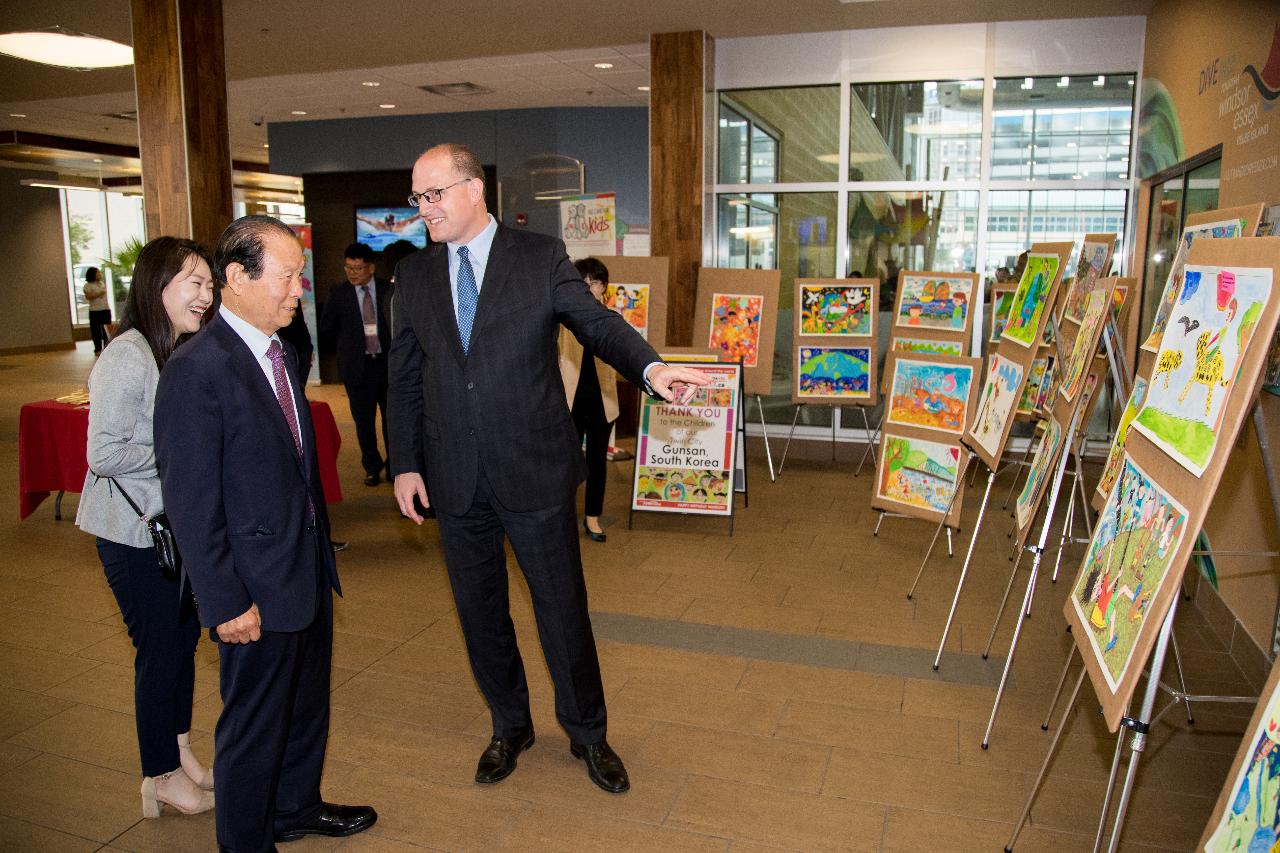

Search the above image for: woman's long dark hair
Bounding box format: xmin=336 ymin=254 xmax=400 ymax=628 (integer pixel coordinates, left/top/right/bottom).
xmin=116 ymin=236 xmax=214 ymax=369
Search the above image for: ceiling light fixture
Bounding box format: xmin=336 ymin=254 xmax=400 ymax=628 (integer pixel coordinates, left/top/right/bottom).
xmin=9 ymin=112 xmax=26 ymax=117
xmin=1021 ymin=77 xmax=1033 ymax=90
xmin=291 ymin=110 xmax=307 ymax=115
xmin=637 ymin=85 xmax=650 ymax=92
xmin=0 ymin=26 xmax=132 ymax=69
xmin=594 ymin=62 xmax=614 ymax=69
xmin=1094 ymin=75 xmax=1106 ymax=86
xmin=361 ymin=81 xmax=380 ymax=87
xmin=20 ymin=175 xmax=103 ymax=192
xmin=379 ymin=103 xmax=396 ymax=109
xmin=1057 ymin=76 xmax=1070 ymax=87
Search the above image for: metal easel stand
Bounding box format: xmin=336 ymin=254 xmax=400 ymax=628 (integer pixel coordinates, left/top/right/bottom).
xmin=979 ymin=403 xmax=1085 ymax=747
xmin=876 ymin=509 xmax=951 ymax=558
xmin=854 ymin=408 xmax=882 ymax=478
xmin=754 ymin=394 xmax=777 ymax=483
xmin=1001 ymin=428 xmax=1040 ymax=513
xmin=777 ymin=403 xmax=840 ymax=476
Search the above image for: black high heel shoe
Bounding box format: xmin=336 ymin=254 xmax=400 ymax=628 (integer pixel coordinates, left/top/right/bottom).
xmin=583 ymin=518 xmax=607 ymax=543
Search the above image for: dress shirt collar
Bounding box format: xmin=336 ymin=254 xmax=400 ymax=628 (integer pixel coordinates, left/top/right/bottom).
xmin=219 ymin=304 xmax=281 ymax=360
xmin=448 ymin=214 xmax=499 ymax=271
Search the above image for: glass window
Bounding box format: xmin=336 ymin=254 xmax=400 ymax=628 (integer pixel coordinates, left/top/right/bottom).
xmin=1138 ymin=157 xmax=1220 ymax=336
xmin=983 ymin=189 xmax=1128 ymax=281
xmin=718 ymin=87 xmax=839 ymax=184
xmin=63 ymin=189 xmax=145 ymax=325
xmin=850 ymin=80 xmax=984 ymax=181
xmin=847 ymin=190 xmax=980 ymax=301
xmin=991 ymin=74 xmax=1135 ymax=181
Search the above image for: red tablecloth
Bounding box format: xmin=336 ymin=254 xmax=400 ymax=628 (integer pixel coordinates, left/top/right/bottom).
xmin=19 ymin=399 xmax=343 ymax=520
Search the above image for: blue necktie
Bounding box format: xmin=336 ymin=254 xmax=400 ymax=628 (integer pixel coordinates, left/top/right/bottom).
xmin=456 ymin=245 xmax=478 ymax=354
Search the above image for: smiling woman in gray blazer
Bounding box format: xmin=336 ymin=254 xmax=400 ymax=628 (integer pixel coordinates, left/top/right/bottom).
xmin=75 ymin=237 xmax=217 ymax=820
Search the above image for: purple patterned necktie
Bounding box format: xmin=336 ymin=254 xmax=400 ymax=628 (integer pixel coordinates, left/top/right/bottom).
xmin=266 ymin=340 xmax=302 ymax=457
xmin=360 ymin=285 xmax=380 ymax=355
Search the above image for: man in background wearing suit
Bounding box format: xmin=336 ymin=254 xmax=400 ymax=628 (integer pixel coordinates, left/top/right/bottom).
xmin=320 ymin=242 xmax=393 ymax=486
xmin=155 ymin=216 xmax=375 ymax=851
xmin=388 ymin=144 xmax=708 ymax=794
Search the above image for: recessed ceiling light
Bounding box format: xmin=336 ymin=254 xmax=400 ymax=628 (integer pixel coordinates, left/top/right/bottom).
xmin=291 ymin=110 xmax=307 ymax=115
xmin=361 ymin=81 xmax=380 ymax=87
xmin=263 ymin=143 xmax=270 ymax=148
xmin=594 ymin=62 xmax=614 ymax=69
xmin=0 ymin=27 xmax=132 ymax=69
xmin=9 ymin=112 xmax=25 ymax=117
xmin=92 ymin=158 xmax=103 ymax=163
xmin=637 ymin=85 xmax=650 ymax=92
xmin=379 ymin=103 xmax=396 ymax=109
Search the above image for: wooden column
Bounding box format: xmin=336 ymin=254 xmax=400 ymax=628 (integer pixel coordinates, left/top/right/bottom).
xmin=649 ymin=31 xmax=713 ymax=346
xmin=131 ymin=0 xmax=233 ymax=249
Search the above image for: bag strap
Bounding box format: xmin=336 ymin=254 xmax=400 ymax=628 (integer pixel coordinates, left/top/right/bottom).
xmin=94 ymin=474 xmax=149 ymax=522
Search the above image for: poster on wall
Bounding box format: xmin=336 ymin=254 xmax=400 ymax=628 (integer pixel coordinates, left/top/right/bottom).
xmin=288 ymin=223 xmax=319 ymax=384
xmin=693 ymin=268 xmax=781 ymax=397
xmin=559 ymin=193 xmax=617 ymax=260
xmin=631 ymin=362 xmax=740 ymax=515
xmin=1132 ymin=264 xmax=1273 ymax=476
xmin=1002 ymin=253 xmax=1062 ymax=348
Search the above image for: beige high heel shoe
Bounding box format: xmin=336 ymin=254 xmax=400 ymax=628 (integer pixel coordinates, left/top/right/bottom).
xmin=177 ymin=731 xmax=214 ymax=791
xmin=140 ymin=767 xmax=215 ymax=818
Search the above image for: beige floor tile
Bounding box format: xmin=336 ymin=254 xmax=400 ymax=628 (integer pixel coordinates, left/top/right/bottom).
xmin=0 ymin=642 xmax=99 ymax=692
xmin=330 ymin=669 xmax=486 ymax=732
xmin=635 ymin=720 xmax=830 ymax=792
xmin=10 ymin=703 xmax=141 ymax=775
xmin=880 ymin=807 xmax=1095 ymax=852
xmin=331 ymin=631 xmax=403 ymax=671
xmin=657 ymin=572 xmax=791 ymax=607
xmin=666 ymin=775 xmax=886 ymax=852
xmin=777 ymin=700 xmax=960 ymax=764
xmin=598 ymin=644 xmax=749 ymax=693
xmin=0 ymin=605 xmax=121 ymax=655
xmin=737 ymin=660 xmax=904 ymax=713
xmin=365 ymin=639 xmax=477 ymax=686
xmin=106 ymin=809 xmax=218 ymax=852
xmin=43 ymin=662 xmax=136 ymax=715
xmin=0 ymin=753 xmax=139 ymax=843
xmin=611 ymin=680 xmax=785 ymax=736
xmin=0 ymin=688 xmax=77 ymax=741
xmin=6 ymin=580 xmax=120 ymax=624
xmin=504 ymin=802 xmax=729 ymax=852
xmin=327 ymin=712 xmax=479 ymax=783
xmin=0 ymin=815 xmax=101 ymax=853
xmin=332 ymin=599 xmax=447 ymax=641
xmin=0 ymin=741 xmax=39 ymax=771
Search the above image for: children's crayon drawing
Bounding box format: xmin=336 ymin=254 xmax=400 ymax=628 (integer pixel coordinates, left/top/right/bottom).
xmin=895 ymin=274 xmax=973 ymax=331
xmin=1063 ymin=240 xmax=1113 ymax=324
xmin=1095 ymin=377 xmax=1148 ymax=504
xmin=1060 ymin=288 xmax=1111 ymax=402
xmin=1202 ymin=671 xmax=1280 ymax=852
xmin=800 ymin=284 xmax=873 ymax=336
xmin=886 ymin=359 xmax=975 ymax=435
xmin=797 ymin=346 xmax=870 ymax=399
xmin=893 ymin=337 xmax=964 ymax=357
xmin=876 ymin=434 xmax=962 ymax=515
xmin=969 ymin=354 xmax=1024 ymax=459
xmin=605 ymin=282 xmax=650 ymax=339
xmin=1002 ymin=254 xmax=1060 ymax=348
xmin=708 ymin=293 xmax=764 ymax=367
xmin=1141 ymin=218 xmax=1248 ymax=353
xmin=1015 ymin=417 xmax=1064 ymax=530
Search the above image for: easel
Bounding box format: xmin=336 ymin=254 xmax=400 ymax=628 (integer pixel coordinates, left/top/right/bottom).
xmin=854 ymin=409 xmax=883 ymax=477
xmin=752 ymin=393 xmax=777 ymax=482
xmin=776 ymin=402 xmax=844 ymax=475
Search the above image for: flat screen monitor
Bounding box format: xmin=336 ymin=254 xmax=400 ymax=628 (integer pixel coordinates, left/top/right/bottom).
xmin=355 ymin=207 xmax=428 ymax=251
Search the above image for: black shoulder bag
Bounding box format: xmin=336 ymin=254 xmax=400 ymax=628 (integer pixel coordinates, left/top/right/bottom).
xmin=105 ymin=478 xmax=181 ymax=581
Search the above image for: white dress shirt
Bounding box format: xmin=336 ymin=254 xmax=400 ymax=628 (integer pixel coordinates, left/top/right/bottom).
xmin=219 ymin=305 xmax=304 ymax=455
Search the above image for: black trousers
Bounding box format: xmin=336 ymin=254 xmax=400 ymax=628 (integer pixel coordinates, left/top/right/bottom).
xmin=96 ymin=538 xmax=200 ymax=777
xmin=213 ymin=545 xmax=331 ymax=853
xmin=89 ymin=309 xmax=112 ymax=353
xmin=345 ymin=360 xmax=388 ymax=476
xmin=436 ymin=465 xmax=606 ymax=745
xmin=572 ymin=397 xmax=614 ymax=518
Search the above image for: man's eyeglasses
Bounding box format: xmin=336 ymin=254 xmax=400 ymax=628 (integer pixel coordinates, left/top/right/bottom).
xmin=344 ymin=264 xmax=371 ymax=273
xmin=407 ymin=178 xmax=469 ymax=207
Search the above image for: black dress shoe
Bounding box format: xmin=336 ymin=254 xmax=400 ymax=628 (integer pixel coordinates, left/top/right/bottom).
xmin=364 ymin=472 xmax=381 ymax=487
xmin=474 ymin=727 xmax=535 ymax=784
xmin=571 ymin=740 xmax=629 ymax=793
xmin=583 ymin=518 xmax=607 ymax=543
xmin=276 ymin=802 xmax=377 ymax=842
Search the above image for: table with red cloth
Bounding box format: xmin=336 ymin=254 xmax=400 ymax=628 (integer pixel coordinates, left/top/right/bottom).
xmin=18 ymin=398 xmax=343 ymax=520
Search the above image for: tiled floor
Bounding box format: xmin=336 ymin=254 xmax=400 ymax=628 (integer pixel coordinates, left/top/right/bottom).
xmin=0 ymin=343 xmax=1260 ymax=851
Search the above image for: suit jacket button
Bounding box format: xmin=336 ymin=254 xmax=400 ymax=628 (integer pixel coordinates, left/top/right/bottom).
xmin=466 ymin=381 xmax=474 ymax=390
xmin=468 ymin=428 xmax=475 ymax=436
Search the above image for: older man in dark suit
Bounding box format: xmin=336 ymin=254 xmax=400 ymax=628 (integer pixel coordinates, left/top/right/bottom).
xmin=155 ymin=216 xmax=375 ymax=852
xmin=319 ymin=242 xmax=394 ymax=486
xmin=388 ymin=144 xmax=707 ymax=794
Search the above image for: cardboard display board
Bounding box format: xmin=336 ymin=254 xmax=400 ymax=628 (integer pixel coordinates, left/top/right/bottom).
xmin=1199 ymin=657 xmax=1280 ymax=851
xmin=631 ymin=362 xmax=742 ymax=515
xmin=872 ymin=352 xmax=982 ymax=529
xmin=1064 ymin=236 xmax=1280 ymax=733
xmin=792 ymin=278 xmax=879 ymax=406
xmin=1140 ymin=203 xmax=1265 ymax=354
xmin=963 ymin=242 xmax=1073 ymax=471
xmin=595 ymin=255 xmax=669 ymax=350
xmin=1061 ymin=234 xmax=1118 ymax=326
xmin=693 ymin=268 xmax=781 ymax=397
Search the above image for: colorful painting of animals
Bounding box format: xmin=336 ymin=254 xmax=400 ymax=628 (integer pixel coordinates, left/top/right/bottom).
xmin=797 ymin=346 xmax=870 ymax=400
xmin=1201 ymin=663 xmax=1280 ymax=852
xmin=990 ymin=286 xmax=1016 ymax=343
xmin=1059 ymin=288 xmax=1111 ymax=403
xmin=895 ymin=274 xmax=973 ymax=332
xmin=1017 ymin=357 xmax=1051 ymax=415
xmin=1015 ymin=416 xmax=1064 ymax=531
xmin=1095 ymin=377 xmax=1148 ymax=505
xmin=708 ymin=293 xmax=764 ymax=368
xmin=605 ymin=283 xmax=650 ymax=339
xmin=1142 ymin=217 xmax=1248 ymax=353
xmin=885 ymin=358 xmax=975 ymax=435
xmin=1002 ymin=254 xmax=1061 ymax=348
xmin=876 ymin=434 xmax=963 ymax=516
xmin=893 ymin=338 xmax=964 ymax=357
xmin=800 ymin=284 xmax=873 ymax=336
xmin=1132 ymin=265 xmax=1273 ymax=476
xmin=1063 ymin=239 xmax=1113 ymax=324
xmin=968 ymin=354 xmax=1024 ymax=460
xmin=1069 ymin=455 xmax=1189 ymax=692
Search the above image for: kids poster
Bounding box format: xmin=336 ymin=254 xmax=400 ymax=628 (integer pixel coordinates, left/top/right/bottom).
xmin=876 ymin=433 xmax=963 ymax=516
xmin=968 ymin=354 xmax=1024 ymax=461
xmin=885 ymin=358 xmax=975 ymax=435
xmin=1059 ymin=288 xmax=1112 ymax=403
xmin=605 ymin=282 xmax=650 ymax=339
xmin=1017 ymin=357 xmax=1050 ymax=415
xmin=893 ymin=337 xmax=964 ymax=357
xmin=895 ymin=274 xmax=972 ymax=331
xmin=1015 ymin=416 xmax=1064 ymax=531
xmin=1132 ymin=265 xmax=1273 ymax=476
xmin=633 ymin=363 xmax=740 ymax=515
xmin=796 ymin=346 xmax=871 ymax=401
xmin=1095 ymin=377 xmax=1148 ymax=506
xmin=1201 ymin=662 xmax=1280 ymax=852
xmin=1002 ymin=254 xmax=1061 ymax=348
xmin=800 ymin=283 xmax=872 ymax=336
xmin=1068 ymin=455 xmax=1189 ymax=692
xmin=1063 ymin=239 xmax=1113 ymax=324
xmin=708 ymin=293 xmax=764 ymax=368
xmin=1142 ymin=217 xmax=1248 ymax=353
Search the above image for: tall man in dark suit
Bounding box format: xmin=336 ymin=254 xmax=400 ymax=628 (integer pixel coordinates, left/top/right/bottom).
xmin=155 ymin=216 xmax=376 ymax=852
xmin=319 ymin=242 xmax=393 ymax=486
xmin=388 ymin=144 xmax=708 ymax=794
